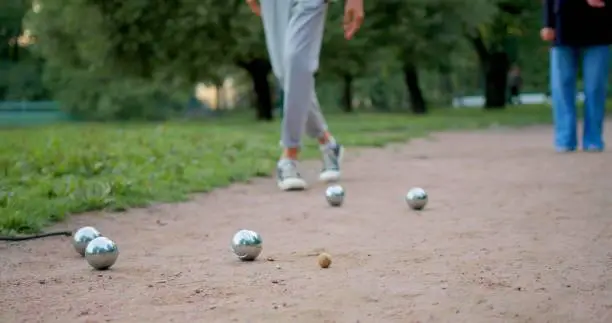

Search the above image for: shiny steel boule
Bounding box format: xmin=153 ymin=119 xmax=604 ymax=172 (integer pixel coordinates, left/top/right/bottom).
xmin=72 ymin=226 xmax=102 ymax=256
xmin=325 ymin=185 xmax=345 ymax=207
xmin=85 ymin=236 xmax=119 ymax=270
xmin=406 ymin=187 xmax=428 ymax=210
xmin=231 ymin=229 xmax=262 ymax=261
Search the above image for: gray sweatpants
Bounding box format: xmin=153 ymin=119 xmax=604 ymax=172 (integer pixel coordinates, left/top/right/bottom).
xmin=260 ymin=0 xmax=329 ymax=149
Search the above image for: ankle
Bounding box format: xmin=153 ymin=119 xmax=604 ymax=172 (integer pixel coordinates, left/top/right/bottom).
xmin=282 ymin=147 xmax=299 ymax=160
xmin=317 ymin=132 xmax=336 ymax=145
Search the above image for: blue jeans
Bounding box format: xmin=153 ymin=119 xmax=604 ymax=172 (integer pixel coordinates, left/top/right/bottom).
xmin=550 ymin=45 xmax=609 ymax=151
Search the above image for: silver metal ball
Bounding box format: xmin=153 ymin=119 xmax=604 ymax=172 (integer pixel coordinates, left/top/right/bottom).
xmin=406 ymin=187 xmax=428 ymax=210
xmin=325 ymin=185 xmax=345 ymax=207
xmin=231 ymin=229 xmax=262 ymax=261
xmin=85 ymin=236 xmax=119 ymax=270
xmin=72 ymin=226 xmax=102 ymax=257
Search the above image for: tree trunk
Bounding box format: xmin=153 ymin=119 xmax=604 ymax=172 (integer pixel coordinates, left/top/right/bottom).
xmin=438 ymin=65 xmax=454 ymax=106
xmin=402 ymin=62 xmax=427 ymax=114
xmin=468 ymin=30 xmax=510 ymax=109
xmin=341 ymin=74 xmax=353 ymax=112
xmin=240 ymin=59 xmax=273 ymax=121
xmin=483 ymin=52 xmax=510 ymax=109
xmin=215 ymin=84 xmax=222 ymax=110
xmin=213 ymin=79 xmax=224 ymax=110
xmin=370 ymin=78 xmax=388 ymax=111
xmin=10 ymin=43 xmax=19 ymax=62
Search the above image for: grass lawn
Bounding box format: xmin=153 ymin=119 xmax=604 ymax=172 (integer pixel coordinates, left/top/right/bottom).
xmin=0 ymin=105 xmax=577 ymax=235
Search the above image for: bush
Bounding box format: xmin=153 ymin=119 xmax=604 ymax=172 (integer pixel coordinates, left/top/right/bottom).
xmin=44 ymin=67 xmax=186 ymax=121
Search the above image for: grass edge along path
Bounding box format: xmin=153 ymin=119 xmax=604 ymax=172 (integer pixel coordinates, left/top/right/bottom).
xmin=0 ymin=105 xmax=585 ymax=235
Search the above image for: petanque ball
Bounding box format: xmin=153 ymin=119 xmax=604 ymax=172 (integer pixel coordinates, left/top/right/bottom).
xmin=85 ymin=236 xmax=119 ymax=270
xmin=231 ymin=229 xmax=263 ymax=261
xmin=72 ymin=226 xmax=102 ymax=257
xmin=325 ymin=185 xmax=345 ymax=207
xmin=406 ymin=187 xmax=428 ymax=210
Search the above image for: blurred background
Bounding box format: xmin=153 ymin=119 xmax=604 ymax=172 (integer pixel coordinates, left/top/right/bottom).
xmin=1 ymin=0 xmax=611 ymax=125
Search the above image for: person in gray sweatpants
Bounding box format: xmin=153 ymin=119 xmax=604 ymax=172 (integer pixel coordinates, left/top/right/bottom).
xmin=247 ymin=0 xmax=364 ymax=191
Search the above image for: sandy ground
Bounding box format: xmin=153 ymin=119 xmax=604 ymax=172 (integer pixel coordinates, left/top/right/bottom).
xmin=2 ymin=122 xmax=612 ymax=323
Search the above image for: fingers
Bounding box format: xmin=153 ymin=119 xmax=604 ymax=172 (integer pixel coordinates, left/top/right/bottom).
xmin=252 ymin=4 xmax=261 ymax=16
xmin=343 ymin=9 xmax=364 ymax=40
xmin=345 ymin=24 xmax=359 ymax=40
xmin=540 ymin=28 xmax=553 ymax=41
xmin=344 ymin=28 xmax=354 ymax=40
xmin=343 ymin=8 xmax=353 ymax=27
xmin=246 ymin=0 xmax=261 ymax=16
xmin=343 ymin=10 xmax=354 ymax=39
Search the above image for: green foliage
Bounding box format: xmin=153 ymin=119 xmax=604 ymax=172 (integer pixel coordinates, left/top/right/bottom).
xmin=11 ymin=0 xmax=558 ymax=115
xmin=474 ymin=0 xmax=538 ymax=54
xmin=513 ymin=7 xmax=549 ymax=91
xmin=0 ymin=107 xmax=562 ymax=234
xmin=0 ymin=0 xmax=49 ymax=100
xmin=25 ymin=0 xmax=237 ymax=120
xmin=43 ymin=65 xmax=185 ymax=120
xmin=0 ymin=59 xmax=48 ymax=100
xmin=32 ymin=0 xmax=241 ymax=81
xmin=320 ymin=4 xmax=372 ymax=79
xmin=0 ymin=0 xmax=28 ymax=48
xmin=226 ymin=2 xmax=268 ymax=65
xmin=318 ymin=0 xmax=498 ymax=111
xmin=368 ymin=0 xmax=494 ymax=66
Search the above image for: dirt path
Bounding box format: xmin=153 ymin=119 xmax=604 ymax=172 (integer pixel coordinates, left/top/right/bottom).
xmin=2 ymin=122 xmax=612 ymax=323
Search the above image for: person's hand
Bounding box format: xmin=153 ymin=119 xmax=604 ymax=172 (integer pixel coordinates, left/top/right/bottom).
xmin=587 ymin=0 xmax=606 ymax=8
xmin=540 ymin=28 xmax=555 ymax=42
xmin=246 ymin=0 xmax=261 ymax=16
xmin=344 ymin=0 xmax=364 ymax=40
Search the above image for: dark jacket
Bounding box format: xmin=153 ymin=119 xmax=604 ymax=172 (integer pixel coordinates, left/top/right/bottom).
xmin=544 ymin=0 xmax=612 ymax=47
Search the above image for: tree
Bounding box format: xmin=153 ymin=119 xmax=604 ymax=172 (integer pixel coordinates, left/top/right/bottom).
xmin=0 ymin=0 xmax=27 ymax=63
xmin=25 ymin=0 xmax=242 ymax=120
xmin=466 ymin=0 xmax=539 ymax=108
xmin=0 ymin=0 xmax=49 ymax=100
xmin=228 ymin=3 xmax=275 ymax=121
xmin=319 ymin=4 xmax=373 ymax=113
xmin=513 ymin=6 xmax=549 ymax=93
xmin=368 ymin=0 xmax=494 ymax=114
xmin=27 ymin=0 xmax=280 ymax=121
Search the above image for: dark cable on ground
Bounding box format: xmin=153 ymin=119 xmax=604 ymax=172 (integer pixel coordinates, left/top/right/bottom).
xmin=0 ymin=231 xmax=73 ymax=241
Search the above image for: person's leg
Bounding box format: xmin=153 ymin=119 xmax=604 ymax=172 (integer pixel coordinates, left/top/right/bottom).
xmin=301 ymin=6 xmax=329 ymax=144
xmin=261 ymin=0 xmax=307 ymax=190
xmin=282 ymin=0 xmax=328 ymax=150
xmin=260 ymin=0 xmax=290 ymax=84
xmin=304 ymin=92 xmax=345 ymax=182
xmin=550 ymin=46 xmax=579 ymax=152
xmin=294 ymin=3 xmax=344 ymax=182
xmin=273 ymin=0 xmax=329 ymax=190
xmin=278 ymin=1 xmax=343 ymax=183
xmin=581 ymin=45 xmax=609 ymax=152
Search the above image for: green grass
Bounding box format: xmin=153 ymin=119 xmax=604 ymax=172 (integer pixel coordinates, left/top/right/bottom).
xmin=0 ymin=105 xmax=575 ymax=235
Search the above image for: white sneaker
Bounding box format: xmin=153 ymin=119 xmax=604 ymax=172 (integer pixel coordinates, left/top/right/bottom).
xmin=276 ymin=159 xmax=307 ymax=191
xmin=319 ymin=143 xmax=344 ymax=182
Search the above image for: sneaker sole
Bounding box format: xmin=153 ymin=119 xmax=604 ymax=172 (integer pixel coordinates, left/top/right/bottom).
xmin=319 ymin=145 xmax=345 ymax=183
xmin=278 ymin=178 xmax=308 ymax=191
